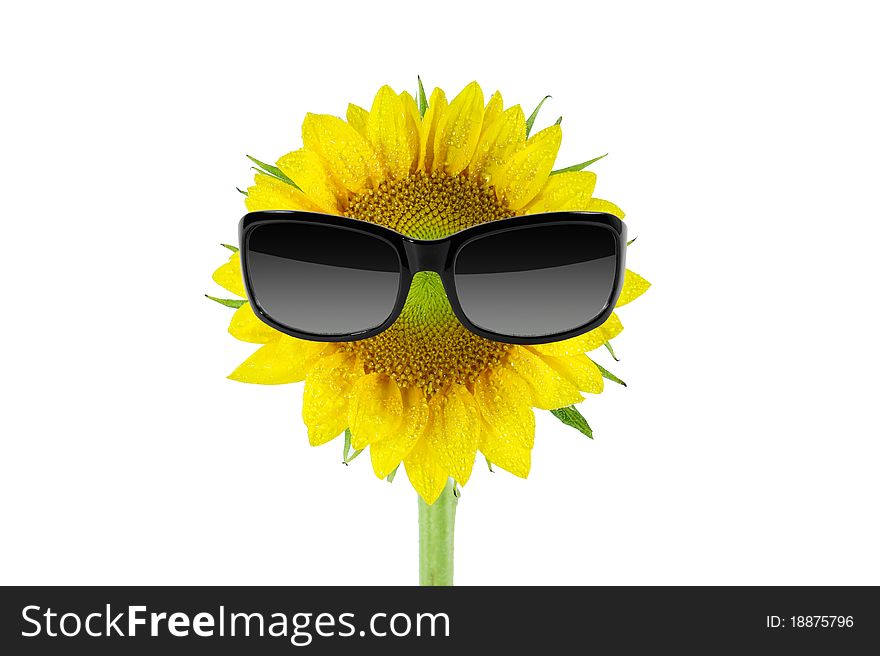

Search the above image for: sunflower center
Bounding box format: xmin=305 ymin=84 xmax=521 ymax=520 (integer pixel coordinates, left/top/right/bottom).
xmin=345 ymin=170 xmax=513 ymax=239
xmin=341 ymin=172 xmax=515 ymax=395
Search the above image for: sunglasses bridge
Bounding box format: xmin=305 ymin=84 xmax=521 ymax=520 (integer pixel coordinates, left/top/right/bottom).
xmin=401 ymin=238 xmax=452 ymax=273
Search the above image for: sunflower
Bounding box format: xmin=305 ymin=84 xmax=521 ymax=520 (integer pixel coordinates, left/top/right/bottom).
xmin=210 ymin=81 xmax=650 ymax=504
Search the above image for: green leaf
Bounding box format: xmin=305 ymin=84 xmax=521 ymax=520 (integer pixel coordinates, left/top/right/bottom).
xmin=236 ymin=187 xmax=248 ymax=196
xmin=604 ymin=341 xmax=619 ymax=362
xmin=342 ymin=428 xmax=363 ymax=464
xmin=247 ymin=154 xmax=288 ymax=180
xmin=246 ymin=155 xmax=301 ymax=190
xmin=554 ymin=115 xmax=563 ymax=126
xmin=550 ymin=406 xmax=593 ymax=439
xmin=485 ymin=456 xmax=494 ymax=473
xmin=250 ymin=166 xmax=302 ymax=191
xmin=591 ymin=360 xmax=627 ymax=387
xmin=550 ymin=153 xmax=608 ymax=175
xmin=386 ymin=465 xmax=399 ymax=483
xmin=417 ymin=76 xmax=428 ymax=118
xmin=221 ymin=243 xmax=239 ymax=253
xmin=205 ymin=294 xmax=246 ymax=309
xmin=525 ymin=95 xmax=551 ymax=137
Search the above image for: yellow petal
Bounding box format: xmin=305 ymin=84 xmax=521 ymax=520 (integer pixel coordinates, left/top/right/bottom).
xmin=475 ymin=367 xmax=535 ymax=447
xmin=505 ymin=346 xmax=583 ymax=410
xmin=346 ymin=103 xmax=369 ymax=138
xmin=347 ymin=373 xmax=403 ymax=450
xmin=616 ymin=269 xmax=651 ymax=307
xmin=399 ymin=91 xmax=421 ymax=175
xmin=228 ymin=337 xmax=327 ymax=385
xmin=274 ymin=149 xmax=340 ymax=214
xmin=532 ymin=351 xmax=604 ymax=394
xmin=468 ymin=105 xmax=526 ymax=184
xmin=245 ymin=172 xmax=320 ymax=212
xmin=420 ymin=88 xmax=447 ymax=172
xmin=425 ymin=384 xmax=481 ymax=485
xmin=480 ymin=420 xmax=531 ymax=479
xmin=433 ymin=81 xmax=484 ymax=176
xmin=301 ymin=113 xmax=380 ymax=193
xmin=302 ymin=351 xmax=361 ymax=445
xmin=474 ymin=367 xmax=535 ymax=458
xmin=212 ymin=251 xmax=245 ymax=298
xmin=585 ymin=197 xmax=625 ymax=218
xmin=366 ymin=85 xmax=412 ymax=180
xmin=495 ymin=124 xmax=562 ymax=210
xmin=532 ymin=313 xmax=624 ymax=356
xmin=370 ymin=386 xmax=429 ymax=479
xmin=228 ymin=303 xmax=279 ymax=344
xmin=404 ymin=436 xmax=448 ymax=505
xmin=524 ymin=170 xmax=597 ymax=214
xmin=480 ymin=91 xmax=504 ymax=133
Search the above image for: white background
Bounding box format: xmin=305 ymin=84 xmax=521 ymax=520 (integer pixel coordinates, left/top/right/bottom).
xmin=1 ymin=1 xmax=878 ymax=586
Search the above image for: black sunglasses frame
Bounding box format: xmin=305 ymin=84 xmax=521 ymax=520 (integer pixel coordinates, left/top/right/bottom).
xmin=239 ymin=210 xmax=627 ymax=345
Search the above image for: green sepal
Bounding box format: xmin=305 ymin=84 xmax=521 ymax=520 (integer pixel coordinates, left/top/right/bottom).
xmin=342 ymin=428 xmax=363 ymax=464
xmin=485 ymin=456 xmax=494 ymax=473
xmin=221 ymin=243 xmax=239 ymax=253
xmin=591 ymin=360 xmax=627 ymax=386
xmin=554 ymin=115 xmax=563 ymax=125
xmin=550 ymin=153 xmax=608 ymax=175
xmin=205 ymin=294 xmax=246 ymax=309
xmin=525 ymin=95 xmax=551 ymax=137
xmin=386 ymin=465 xmax=399 ymax=483
xmin=417 ymin=76 xmax=428 ymax=118
xmin=236 ymin=187 xmax=248 ymax=196
xmin=604 ymin=341 xmax=619 ymax=362
xmin=246 ymin=155 xmax=301 ymax=190
xmin=549 ymin=405 xmax=593 ymax=439
xmin=627 ymin=236 xmax=638 ymax=246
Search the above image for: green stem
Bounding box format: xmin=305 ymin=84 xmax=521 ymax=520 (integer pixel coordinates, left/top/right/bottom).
xmin=418 ymin=478 xmax=457 ymax=586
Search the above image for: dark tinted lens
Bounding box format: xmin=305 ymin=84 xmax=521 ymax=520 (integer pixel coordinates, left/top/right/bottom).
xmin=454 ymin=223 xmax=618 ymax=337
xmin=246 ymin=222 xmax=400 ymax=336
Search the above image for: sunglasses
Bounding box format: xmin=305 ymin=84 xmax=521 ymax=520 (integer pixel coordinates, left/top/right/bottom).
xmin=239 ymin=210 xmax=627 ymax=345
